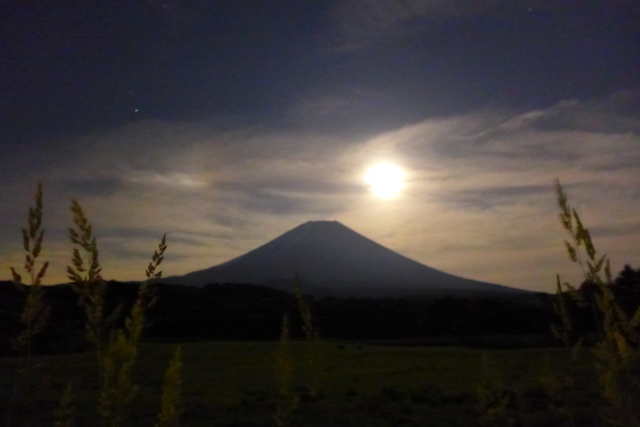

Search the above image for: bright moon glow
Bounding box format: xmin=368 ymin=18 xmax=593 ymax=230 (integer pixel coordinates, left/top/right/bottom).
xmin=365 ymin=163 xmax=405 ymax=199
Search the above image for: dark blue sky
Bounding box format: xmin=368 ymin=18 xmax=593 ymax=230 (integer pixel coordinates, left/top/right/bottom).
xmin=2 ymin=1 xmax=639 ymax=290
xmin=3 ymin=1 xmax=638 ymax=139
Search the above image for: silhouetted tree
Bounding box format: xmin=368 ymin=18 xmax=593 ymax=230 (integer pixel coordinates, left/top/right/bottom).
xmin=613 ymin=264 xmax=640 ymax=293
xmin=611 ymin=264 xmax=640 ymax=315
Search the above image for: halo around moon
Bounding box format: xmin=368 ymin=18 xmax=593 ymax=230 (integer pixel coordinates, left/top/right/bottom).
xmin=365 ymin=162 xmax=405 ymax=199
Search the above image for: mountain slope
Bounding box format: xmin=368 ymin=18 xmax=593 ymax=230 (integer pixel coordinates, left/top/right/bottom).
xmin=165 ymin=221 xmax=524 ymax=297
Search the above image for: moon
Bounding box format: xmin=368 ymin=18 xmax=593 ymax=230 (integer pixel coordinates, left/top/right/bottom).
xmin=365 ymin=162 xmax=405 ymax=199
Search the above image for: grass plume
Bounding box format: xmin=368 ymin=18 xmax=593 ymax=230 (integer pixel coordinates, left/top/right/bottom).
xmin=7 ymin=182 xmax=50 ymax=426
xmin=5 ymin=185 xmax=183 ymax=426
xmin=156 ymin=345 xmax=183 ymax=427
xmin=66 ymin=199 xmax=170 ymax=426
xmin=475 ymin=353 xmax=517 ymax=427
xmin=554 ymin=179 xmax=640 ymax=426
xmin=67 ymin=199 xmax=111 ymax=356
xmin=10 ymin=182 xmax=50 ymax=353
xmin=97 ymin=234 xmax=168 ymax=426
xmin=293 ymin=275 xmax=324 ymax=398
xmin=274 ymin=314 xmax=298 ymax=427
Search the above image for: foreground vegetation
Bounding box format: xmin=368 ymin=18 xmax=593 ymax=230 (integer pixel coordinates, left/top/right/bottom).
xmin=2 ymin=180 xmax=640 ymax=426
xmin=0 ymin=341 xmax=601 ymax=427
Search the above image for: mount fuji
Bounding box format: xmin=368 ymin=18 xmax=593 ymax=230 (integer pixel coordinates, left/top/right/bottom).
xmin=164 ymin=221 xmax=525 ymax=297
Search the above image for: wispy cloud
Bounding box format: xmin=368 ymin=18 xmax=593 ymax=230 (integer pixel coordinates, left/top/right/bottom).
xmin=2 ymin=91 xmax=639 ymax=291
xmin=127 ymin=172 xmax=209 ymax=189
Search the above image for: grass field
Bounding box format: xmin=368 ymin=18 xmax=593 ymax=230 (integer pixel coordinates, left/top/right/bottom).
xmin=1 ymin=340 xmax=602 ymax=426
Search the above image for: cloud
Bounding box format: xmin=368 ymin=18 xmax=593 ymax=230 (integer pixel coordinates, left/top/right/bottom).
xmin=497 ymin=92 xmax=640 ymax=135
xmin=439 ymin=184 xmax=552 ymax=211
xmin=127 ymin=172 xmax=209 ymax=189
xmin=1 ymin=91 xmax=639 ymax=291
xmin=331 ymin=91 xmax=640 ymax=290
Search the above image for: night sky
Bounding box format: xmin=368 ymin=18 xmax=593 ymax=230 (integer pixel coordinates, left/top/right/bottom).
xmin=2 ymin=1 xmax=639 ymax=291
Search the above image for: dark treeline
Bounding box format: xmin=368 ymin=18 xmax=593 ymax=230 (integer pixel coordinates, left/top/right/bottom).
xmin=0 ymin=280 xmax=552 ymax=355
xmin=1 ymin=265 xmax=637 ymax=355
xmin=557 ymin=264 xmax=640 ymax=339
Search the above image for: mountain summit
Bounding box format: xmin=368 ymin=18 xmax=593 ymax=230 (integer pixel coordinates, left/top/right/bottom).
xmin=165 ymin=221 xmax=523 ymax=297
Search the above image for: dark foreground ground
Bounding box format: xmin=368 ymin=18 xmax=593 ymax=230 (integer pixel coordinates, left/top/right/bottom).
xmin=1 ymin=341 xmax=602 ymax=427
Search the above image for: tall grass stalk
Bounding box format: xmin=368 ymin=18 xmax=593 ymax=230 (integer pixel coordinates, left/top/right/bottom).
xmin=97 ymin=234 xmax=167 ymax=426
xmin=475 ymin=353 xmax=517 ymax=427
xmin=7 ymin=185 xmax=181 ymax=426
xmin=67 ymin=199 xmax=111 ymax=369
xmin=156 ymin=345 xmax=183 ymax=427
xmin=7 ymin=182 xmax=50 ymax=426
xmin=293 ymin=275 xmax=324 ymax=398
xmin=53 ymin=380 xmax=76 ymax=427
xmin=274 ymin=314 xmax=298 ymax=427
xmin=554 ymin=179 xmax=640 ymax=426
xmin=67 ymin=199 xmax=169 ymax=426
xmin=539 ymin=353 xmax=578 ymax=427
